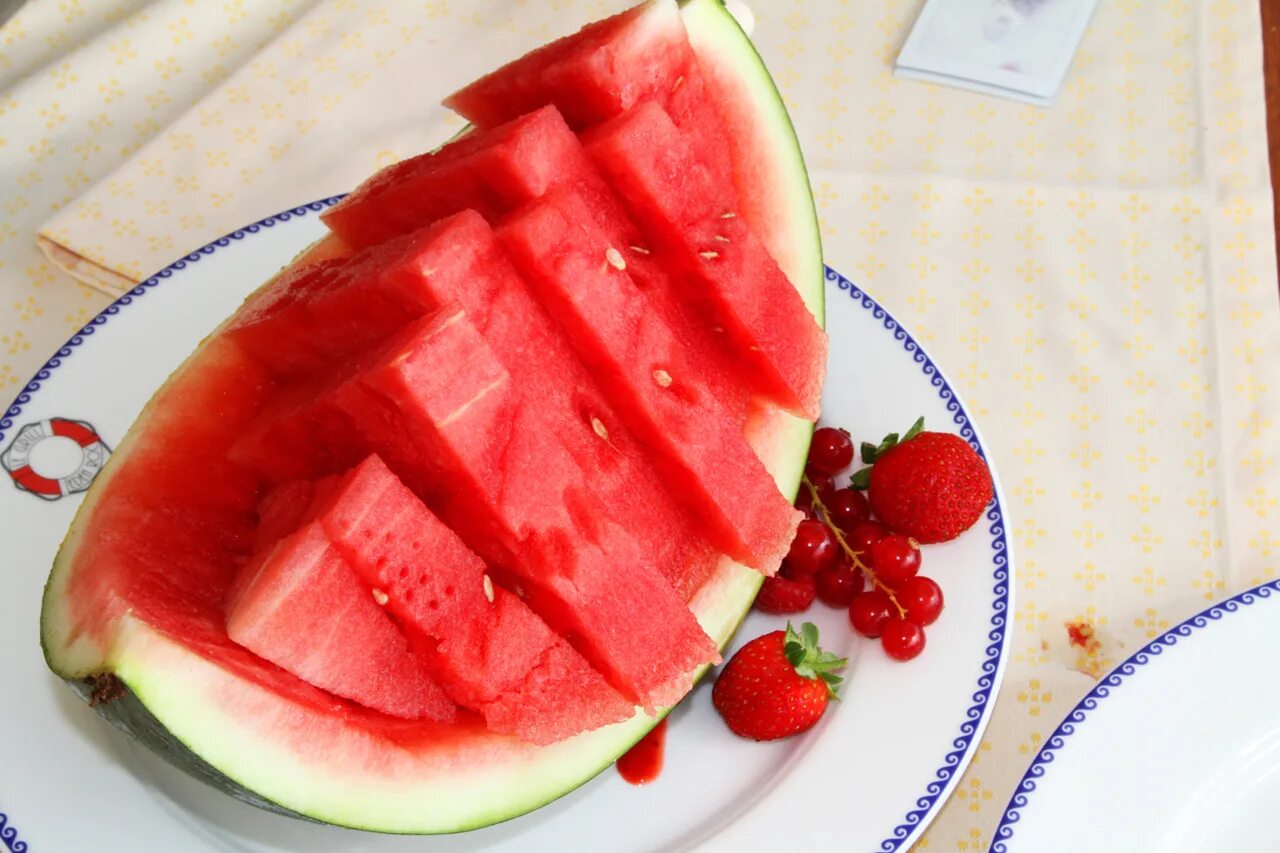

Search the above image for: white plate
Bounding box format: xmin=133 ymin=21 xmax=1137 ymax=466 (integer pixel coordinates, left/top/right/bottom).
xmin=0 ymin=200 xmax=1012 ymax=852
xmin=992 ymin=580 xmax=1280 ymax=853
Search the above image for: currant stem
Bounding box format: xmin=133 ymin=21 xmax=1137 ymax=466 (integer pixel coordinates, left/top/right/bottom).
xmin=802 ymin=475 xmax=907 ymax=618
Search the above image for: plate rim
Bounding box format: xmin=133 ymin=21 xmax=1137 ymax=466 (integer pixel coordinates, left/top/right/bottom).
xmin=1 ymin=200 xmax=1013 ymax=852
xmin=990 ymin=578 xmax=1280 ymax=852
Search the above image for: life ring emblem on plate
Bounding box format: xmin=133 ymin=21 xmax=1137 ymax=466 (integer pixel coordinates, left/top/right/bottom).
xmin=1 ymin=417 xmax=111 ymax=501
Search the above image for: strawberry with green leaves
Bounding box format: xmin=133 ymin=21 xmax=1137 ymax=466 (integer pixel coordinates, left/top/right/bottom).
xmin=712 ymin=622 xmax=847 ymax=741
xmin=853 ymin=417 xmax=993 ymax=544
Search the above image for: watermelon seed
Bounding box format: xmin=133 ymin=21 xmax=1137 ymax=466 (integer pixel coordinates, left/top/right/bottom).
xmin=719 ymin=211 xmax=736 ymax=219
xmin=606 ymin=246 xmax=626 ymax=270
xmin=483 ymin=574 xmax=495 ymax=603
xmin=698 ymin=250 xmax=720 ymax=260
xmin=371 ymin=588 xmax=389 ymax=606
xmin=591 ymin=417 xmax=610 ymax=441
xmin=653 ymin=369 xmax=673 ymax=388
xmin=713 ymin=234 xmax=730 ymax=243
xmin=672 ymin=75 xmax=684 ymax=91
xmin=629 ymin=245 xmax=650 ymax=255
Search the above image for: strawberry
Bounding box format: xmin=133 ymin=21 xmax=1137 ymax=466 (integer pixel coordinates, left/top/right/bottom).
xmin=754 ymin=574 xmax=816 ymax=614
xmin=854 ymin=418 xmax=992 ymax=544
xmin=712 ymin=622 xmax=847 ymax=741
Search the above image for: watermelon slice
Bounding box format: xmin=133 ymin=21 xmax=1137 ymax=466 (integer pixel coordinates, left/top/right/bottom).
xmin=443 ymin=0 xmax=735 ymax=193
xmin=585 ymin=100 xmax=825 ymax=419
xmin=323 ymin=306 xmax=719 ymax=709
xmin=498 ymin=186 xmax=801 ymax=570
xmin=444 ymin=0 xmax=824 ymax=322
xmin=39 ymin=0 xmax=824 ymax=834
xmin=228 ymin=211 xmax=715 ymax=595
xmin=322 ymin=104 xmax=749 ymax=416
xmin=316 ymin=455 xmax=635 ymax=744
xmin=224 ymin=522 xmax=455 ymax=722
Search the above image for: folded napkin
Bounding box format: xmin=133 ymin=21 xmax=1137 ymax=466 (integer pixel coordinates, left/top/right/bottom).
xmin=37 ymin=0 xmax=603 ymax=296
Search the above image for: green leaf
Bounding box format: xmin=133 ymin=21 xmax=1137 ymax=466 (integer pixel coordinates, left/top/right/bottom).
xmin=902 ymin=416 xmax=925 ymax=443
xmin=850 ymin=467 xmax=872 ymax=490
xmin=860 ymin=441 xmax=878 ymax=464
xmin=781 ymin=622 xmax=848 ymax=696
xmin=801 ymin=621 xmax=819 ymax=650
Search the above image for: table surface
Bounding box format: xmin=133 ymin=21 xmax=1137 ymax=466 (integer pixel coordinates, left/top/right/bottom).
xmin=2 ymin=3 xmax=1280 ymax=851
xmin=1265 ymin=1 xmax=1279 ymax=250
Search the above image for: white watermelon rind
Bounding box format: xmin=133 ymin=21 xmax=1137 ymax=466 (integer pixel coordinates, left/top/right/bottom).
xmin=39 ymin=0 xmax=824 ymax=833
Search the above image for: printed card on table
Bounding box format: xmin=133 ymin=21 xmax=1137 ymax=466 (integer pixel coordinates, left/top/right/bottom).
xmin=896 ymin=0 xmax=1098 ymax=106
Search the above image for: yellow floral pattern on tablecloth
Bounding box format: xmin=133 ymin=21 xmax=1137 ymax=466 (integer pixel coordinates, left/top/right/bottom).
xmin=3 ymin=0 xmax=1279 ymax=849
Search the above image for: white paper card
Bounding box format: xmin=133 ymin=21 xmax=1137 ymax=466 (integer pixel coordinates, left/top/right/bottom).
xmin=895 ymin=0 xmax=1098 ymax=106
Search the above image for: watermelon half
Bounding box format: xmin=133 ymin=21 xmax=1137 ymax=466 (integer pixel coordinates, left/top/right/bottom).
xmin=39 ymin=0 xmax=824 ymax=833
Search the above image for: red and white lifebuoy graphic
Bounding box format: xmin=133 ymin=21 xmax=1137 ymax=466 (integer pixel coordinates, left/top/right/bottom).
xmin=1 ymin=417 xmax=111 ymax=501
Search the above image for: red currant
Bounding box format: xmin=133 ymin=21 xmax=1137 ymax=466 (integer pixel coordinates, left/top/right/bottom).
xmin=848 ymin=590 xmax=894 ymax=638
xmin=754 ymin=574 xmax=817 ymax=614
xmin=847 ymin=520 xmax=888 ymax=555
xmin=808 ymin=427 xmax=855 ymax=475
xmin=795 ymin=471 xmax=835 ymax=516
xmin=881 ymin=618 xmax=926 ymax=661
xmin=814 ymin=561 xmax=862 ymax=607
xmin=868 ymin=534 xmax=922 ymax=588
xmin=898 ymin=576 xmax=944 ymax=625
xmin=786 ymin=519 xmax=838 ymax=577
xmin=825 ymin=488 xmax=870 ymax=532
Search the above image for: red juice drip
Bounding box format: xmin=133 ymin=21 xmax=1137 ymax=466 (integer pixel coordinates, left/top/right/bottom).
xmin=616 ymin=718 xmax=667 ymax=785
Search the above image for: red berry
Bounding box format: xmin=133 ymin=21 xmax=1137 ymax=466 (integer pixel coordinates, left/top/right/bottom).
xmin=786 ymin=519 xmax=838 ymax=577
xmin=868 ymin=534 xmax=922 ymax=588
xmin=847 ymin=520 xmax=888 ymax=555
xmin=755 ymin=574 xmax=817 ymax=614
xmin=825 ymin=488 xmax=870 ymax=531
xmin=881 ymin=618 xmax=926 ymax=661
xmin=808 ymin=427 xmax=854 ymax=475
xmin=898 ymin=576 xmax=944 ymax=625
xmin=868 ymin=432 xmax=993 ymax=543
xmin=712 ymin=623 xmax=847 ymax=741
xmin=814 ymin=561 xmax=862 ymax=607
xmin=848 ymin=591 xmax=894 ymax=638
xmin=795 ymin=471 xmax=835 ymax=516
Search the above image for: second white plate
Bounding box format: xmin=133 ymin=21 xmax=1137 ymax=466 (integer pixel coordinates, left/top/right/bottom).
xmin=993 ymin=580 xmax=1280 ymax=852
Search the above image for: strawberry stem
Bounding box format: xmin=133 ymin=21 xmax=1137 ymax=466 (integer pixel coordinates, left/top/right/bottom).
xmin=801 ymin=474 xmax=907 ymax=619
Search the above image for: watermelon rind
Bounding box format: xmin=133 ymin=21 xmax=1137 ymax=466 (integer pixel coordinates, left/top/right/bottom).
xmin=38 ymin=0 xmax=825 ymax=834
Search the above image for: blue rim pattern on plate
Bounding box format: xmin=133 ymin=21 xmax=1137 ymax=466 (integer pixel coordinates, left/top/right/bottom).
xmin=826 ymin=269 xmax=1011 ymax=852
xmin=2 ymin=204 xmax=1011 ymax=851
xmin=990 ymin=579 xmax=1280 ymax=852
xmin=0 ymin=812 xmax=26 ymax=853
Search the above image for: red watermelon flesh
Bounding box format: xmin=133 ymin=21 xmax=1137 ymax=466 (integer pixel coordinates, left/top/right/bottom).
xmin=229 ymin=210 xmax=714 ymax=598
xmin=227 ymin=379 xmax=364 ymax=483
xmin=321 ymin=106 xmax=747 ymax=414
xmin=498 ymin=187 xmax=800 ymax=572
xmin=585 ymin=101 xmax=825 ymax=419
xmin=327 ymin=307 xmax=718 ymax=709
xmin=316 ymin=455 xmax=634 ymax=744
xmin=442 ymin=0 xmax=734 ymax=193
xmin=224 ymin=231 xmax=446 ymax=380
xmin=225 ymin=522 xmax=455 ymax=722
xmin=442 ymin=2 xmax=665 ymax=131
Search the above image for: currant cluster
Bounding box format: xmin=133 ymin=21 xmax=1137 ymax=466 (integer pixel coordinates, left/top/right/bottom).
xmin=755 ymin=427 xmax=944 ymax=662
